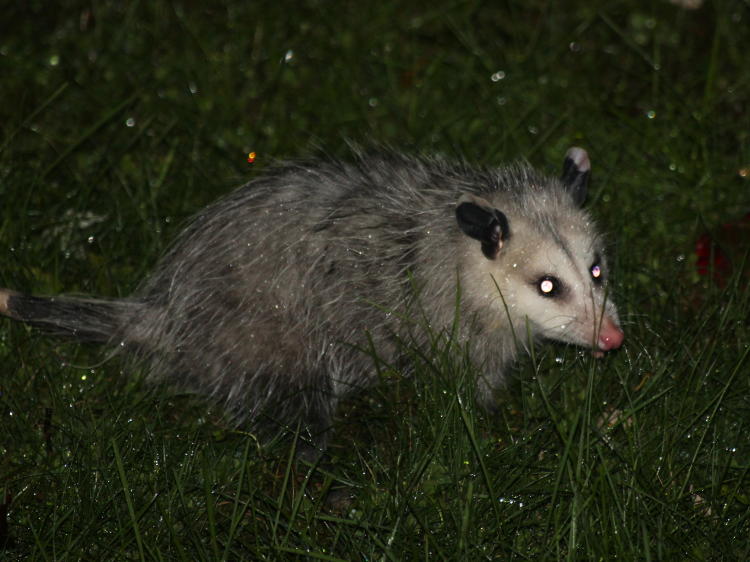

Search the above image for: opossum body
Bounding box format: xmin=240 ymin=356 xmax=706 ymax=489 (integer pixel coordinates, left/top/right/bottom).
xmin=0 ymin=147 xmax=623 ymax=451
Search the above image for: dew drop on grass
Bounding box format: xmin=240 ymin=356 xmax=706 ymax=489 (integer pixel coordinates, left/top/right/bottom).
xmin=646 ymin=110 xmax=656 ymax=119
xmin=125 ymin=117 xmax=136 ymax=127
xmin=497 ymin=496 xmax=525 ymax=508
xmin=490 ymin=70 xmax=505 ymax=82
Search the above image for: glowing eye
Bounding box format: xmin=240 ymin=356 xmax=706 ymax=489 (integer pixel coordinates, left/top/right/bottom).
xmin=536 ymin=275 xmax=560 ymax=297
xmin=540 ymin=278 xmax=555 ymax=294
xmin=591 ymin=264 xmax=601 ymax=279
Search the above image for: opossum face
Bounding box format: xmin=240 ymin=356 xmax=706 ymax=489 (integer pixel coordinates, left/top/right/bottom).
xmin=455 ymin=148 xmax=623 ymax=353
xmin=502 ymin=216 xmax=623 ymax=352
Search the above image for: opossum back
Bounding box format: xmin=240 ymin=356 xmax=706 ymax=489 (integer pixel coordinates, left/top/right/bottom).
xmin=127 ymin=154 xmax=468 ymax=415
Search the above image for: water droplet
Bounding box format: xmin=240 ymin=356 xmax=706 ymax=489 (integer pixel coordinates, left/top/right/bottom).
xmin=490 ymin=70 xmax=506 ymax=82
xmin=188 ymin=81 xmax=198 ymax=94
xmin=87 ymin=236 xmax=95 ymax=244
xmin=368 ymin=97 xmax=378 ymax=107
xmin=49 ymin=54 xmax=60 ymax=66
xmin=284 ymin=49 xmax=294 ymax=63
xmin=125 ymin=117 xmax=136 ymax=127
xmin=497 ymin=496 xmax=525 ymax=508
xmin=646 ymin=110 xmax=656 ymax=119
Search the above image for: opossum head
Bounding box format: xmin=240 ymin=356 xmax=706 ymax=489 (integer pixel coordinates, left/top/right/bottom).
xmin=456 ymin=147 xmax=624 ymax=353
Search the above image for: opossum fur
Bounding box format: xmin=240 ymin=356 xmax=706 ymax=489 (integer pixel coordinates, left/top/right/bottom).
xmin=0 ymin=147 xmax=623 ymax=451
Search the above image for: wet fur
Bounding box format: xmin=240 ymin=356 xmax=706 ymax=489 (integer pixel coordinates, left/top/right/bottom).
xmin=0 ymin=148 xmax=620 ymax=451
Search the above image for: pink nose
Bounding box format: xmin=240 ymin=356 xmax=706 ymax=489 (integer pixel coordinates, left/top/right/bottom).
xmin=597 ymin=317 xmax=624 ymax=351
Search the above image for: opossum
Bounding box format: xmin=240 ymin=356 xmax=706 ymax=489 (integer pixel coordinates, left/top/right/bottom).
xmin=0 ymin=147 xmax=623 ymax=453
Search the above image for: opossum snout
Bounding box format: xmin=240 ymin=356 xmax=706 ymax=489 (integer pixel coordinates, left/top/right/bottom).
xmin=596 ymin=316 xmax=624 ymax=351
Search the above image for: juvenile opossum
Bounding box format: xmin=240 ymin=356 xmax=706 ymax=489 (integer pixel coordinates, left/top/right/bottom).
xmin=0 ymin=147 xmax=623 ymax=452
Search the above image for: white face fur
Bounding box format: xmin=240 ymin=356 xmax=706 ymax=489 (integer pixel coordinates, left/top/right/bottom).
xmin=454 ymin=148 xmax=623 ymax=354
xmin=457 ymin=203 xmax=621 ymax=353
xmin=493 ymin=215 xmax=619 ymax=350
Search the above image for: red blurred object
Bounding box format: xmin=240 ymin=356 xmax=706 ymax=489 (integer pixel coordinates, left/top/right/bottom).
xmin=695 ymin=212 xmax=750 ymax=286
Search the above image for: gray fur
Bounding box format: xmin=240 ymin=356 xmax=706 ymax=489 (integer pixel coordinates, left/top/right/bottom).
xmin=0 ymin=148 xmax=622 ymax=451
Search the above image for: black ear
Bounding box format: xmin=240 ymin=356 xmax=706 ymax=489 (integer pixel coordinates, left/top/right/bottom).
xmin=560 ymin=147 xmax=590 ymax=207
xmin=455 ymin=195 xmax=509 ymax=260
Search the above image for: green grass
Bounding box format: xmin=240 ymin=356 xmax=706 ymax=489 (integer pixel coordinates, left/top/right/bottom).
xmin=1 ymin=0 xmax=750 ymax=559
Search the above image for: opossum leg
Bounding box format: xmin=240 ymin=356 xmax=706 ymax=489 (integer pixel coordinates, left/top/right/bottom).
xmin=474 ymin=372 xmax=505 ymax=414
xmin=296 ymin=430 xmax=332 ymax=463
xmin=268 ymin=384 xmax=337 ymax=461
xmin=302 ymin=391 xmax=346 ymax=460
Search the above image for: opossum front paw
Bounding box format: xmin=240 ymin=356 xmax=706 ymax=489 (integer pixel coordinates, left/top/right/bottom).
xmin=295 ymin=440 xmax=329 ymax=464
xmin=475 ymin=378 xmax=503 ymax=415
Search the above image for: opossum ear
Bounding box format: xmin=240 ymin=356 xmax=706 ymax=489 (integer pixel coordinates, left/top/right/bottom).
xmin=455 ymin=194 xmax=509 ymax=260
xmin=560 ymin=147 xmax=590 ymax=206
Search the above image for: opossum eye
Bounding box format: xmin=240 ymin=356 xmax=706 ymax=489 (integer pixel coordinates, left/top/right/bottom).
xmin=537 ymin=276 xmax=560 ymax=297
xmin=590 ymin=262 xmax=603 ymax=285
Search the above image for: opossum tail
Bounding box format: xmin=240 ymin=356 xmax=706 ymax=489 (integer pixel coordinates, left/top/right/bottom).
xmin=0 ymin=288 xmax=140 ymax=343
